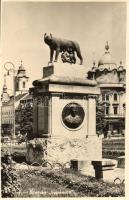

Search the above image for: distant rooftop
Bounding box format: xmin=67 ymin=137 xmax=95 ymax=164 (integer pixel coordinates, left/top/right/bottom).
xmin=20 ymin=94 xmax=32 ymax=101
xmin=6 ymin=93 xmax=27 ymax=106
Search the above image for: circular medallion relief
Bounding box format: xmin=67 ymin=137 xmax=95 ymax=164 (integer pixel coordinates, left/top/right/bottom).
xmin=62 ymin=103 xmax=85 ymax=130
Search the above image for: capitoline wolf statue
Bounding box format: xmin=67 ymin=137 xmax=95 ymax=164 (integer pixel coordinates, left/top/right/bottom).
xmin=44 ymin=33 xmax=83 ymax=65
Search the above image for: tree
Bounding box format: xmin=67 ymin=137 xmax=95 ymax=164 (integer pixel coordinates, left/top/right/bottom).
xmin=96 ymin=99 xmax=107 ymax=136
xmin=20 ymin=101 xmax=33 ymax=140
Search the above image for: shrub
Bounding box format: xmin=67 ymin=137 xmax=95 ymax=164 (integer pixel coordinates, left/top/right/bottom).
xmin=1 ymin=161 xmax=124 ymax=197
xmin=40 ymin=169 xmax=125 ymax=197
xmin=17 ymin=167 xmax=125 ymax=197
xmin=1 ymin=154 xmax=21 ymax=197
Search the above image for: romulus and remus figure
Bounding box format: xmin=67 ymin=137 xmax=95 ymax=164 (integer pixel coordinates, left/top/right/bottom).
xmin=44 ymin=33 xmax=83 ymax=65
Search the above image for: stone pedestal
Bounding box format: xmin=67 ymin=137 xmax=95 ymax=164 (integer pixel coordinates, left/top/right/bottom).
xmin=47 ymin=136 xmax=102 ymax=164
xmin=92 ymin=159 xmax=118 ymax=180
xmin=30 ymin=63 xmax=102 ymax=166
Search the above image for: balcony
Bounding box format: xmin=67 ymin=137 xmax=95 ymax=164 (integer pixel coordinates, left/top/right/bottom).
xmin=105 ymin=113 xmax=125 ymax=118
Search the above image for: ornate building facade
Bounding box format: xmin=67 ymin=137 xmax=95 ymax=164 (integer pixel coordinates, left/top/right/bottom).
xmin=87 ymin=42 xmax=126 ymax=135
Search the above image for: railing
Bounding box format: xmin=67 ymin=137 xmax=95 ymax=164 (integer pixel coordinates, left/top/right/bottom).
xmin=105 ymin=114 xmax=125 ymax=118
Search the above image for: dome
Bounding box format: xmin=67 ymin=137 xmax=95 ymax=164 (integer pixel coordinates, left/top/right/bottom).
xmin=98 ymin=42 xmax=117 ymax=70
xmin=98 ymin=51 xmax=112 ymax=66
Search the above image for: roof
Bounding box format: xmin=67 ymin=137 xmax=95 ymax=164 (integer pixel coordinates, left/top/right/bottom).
xmin=97 ymin=42 xmax=117 ymax=70
xmin=98 ymin=52 xmax=115 ymax=66
xmin=20 ymin=94 xmax=32 ymax=101
xmin=6 ymin=93 xmax=27 ymax=105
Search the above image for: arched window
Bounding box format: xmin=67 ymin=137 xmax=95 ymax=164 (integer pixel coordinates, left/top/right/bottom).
xmin=23 ymin=81 xmax=26 ymax=88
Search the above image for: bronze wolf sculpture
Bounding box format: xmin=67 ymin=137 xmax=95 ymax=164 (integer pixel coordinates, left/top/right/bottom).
xmin=44 ymin=33 xmax=83 ymax=65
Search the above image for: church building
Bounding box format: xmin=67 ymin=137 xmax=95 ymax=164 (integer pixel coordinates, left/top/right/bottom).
xmin=1 ymin=61 xmax=29 ymax=136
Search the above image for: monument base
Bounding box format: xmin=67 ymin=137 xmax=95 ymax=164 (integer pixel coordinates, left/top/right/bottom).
xmin=26 ymin=135 xmax=102 ymax=167
xmin=47 ymin=135 xmax=102 ymax=164
xmin=30 ymin=63 xmax=102 ymax=167
xmin=70 ymin=160 xmax=95 ymax=176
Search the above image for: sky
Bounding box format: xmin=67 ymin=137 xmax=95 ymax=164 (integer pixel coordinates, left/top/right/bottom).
xmin=1 ymin=1 xmax=127 ymax=94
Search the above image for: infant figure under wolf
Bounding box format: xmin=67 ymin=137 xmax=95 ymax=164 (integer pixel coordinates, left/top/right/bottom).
xmin=61 ymin=47 xmax=76 ymax=64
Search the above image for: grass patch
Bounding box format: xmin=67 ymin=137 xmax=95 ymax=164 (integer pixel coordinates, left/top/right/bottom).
xmin=15 ymin=167 xmax=124 ymax=197
xmin=17 ymin=170 xmax=78 ymax=197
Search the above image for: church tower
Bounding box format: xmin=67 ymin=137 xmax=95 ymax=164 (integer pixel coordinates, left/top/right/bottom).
xmin=1 ymin=74 xmax=10 ymax=104
xmin=15 ymin=61 xmax=29 ymax=95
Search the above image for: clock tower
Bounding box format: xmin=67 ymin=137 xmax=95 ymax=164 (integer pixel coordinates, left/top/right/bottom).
xmin=15 ymin=61 xmax=29 ymax=95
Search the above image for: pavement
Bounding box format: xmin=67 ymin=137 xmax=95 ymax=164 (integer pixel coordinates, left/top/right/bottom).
xmin=102 ymin=168 xmax=124 ymax=183
xmin=80 ymin=167 xmax=124 ymax=183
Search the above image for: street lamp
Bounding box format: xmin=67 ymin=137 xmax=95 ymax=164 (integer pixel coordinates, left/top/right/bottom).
xmin=4 ymin=61 xmax=16 ymax=139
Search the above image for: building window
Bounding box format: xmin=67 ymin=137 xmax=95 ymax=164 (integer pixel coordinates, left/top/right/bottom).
xmin=106 ymin=95 xmax=109 ymax=101
xmin=114 ymin=107 xmax=118 ymax=115
xmin=106 ymin=106 xmax=109 ymax=115
xmin=123 ymin=103 xmax=126 ymax=112
xmin=102 ymin=94 xmax=105 ymax=101
xmin=23 ymin=81 xmax=26 ymax=88
xmin=114 ymin=93 xmax=117 ymax=101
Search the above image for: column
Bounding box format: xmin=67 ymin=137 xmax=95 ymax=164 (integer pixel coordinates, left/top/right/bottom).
xmin=48 ymin=95 xmax=52 ymax=136
xmin=110 ymin=93 xmax=113 ymax=115
xmin=87 ymin=95 xmax=102 ymax=160
xmin=87 ymin=95 xmax=96 ymax=136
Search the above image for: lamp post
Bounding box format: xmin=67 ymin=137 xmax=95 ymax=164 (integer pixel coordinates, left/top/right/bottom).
xmin=4 ymin=61 xmax=16 ymax=139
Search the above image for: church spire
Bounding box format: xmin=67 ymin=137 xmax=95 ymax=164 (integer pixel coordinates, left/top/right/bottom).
xmin=19 ymin=60 xmax=25 ymax=70
xmin=3 ymin=74 xmax=7 ymax=92
xmin=15 ymin=60 xmax=29 ymax=95
xmin=17 ymin=60 xmax=25 ymax=75
xmin=1 ymin=74 xmax=10 ymax=103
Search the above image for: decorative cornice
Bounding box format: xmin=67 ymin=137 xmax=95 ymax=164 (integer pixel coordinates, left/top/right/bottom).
xmin=33 ymin=75 xmax=97 ymax=87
